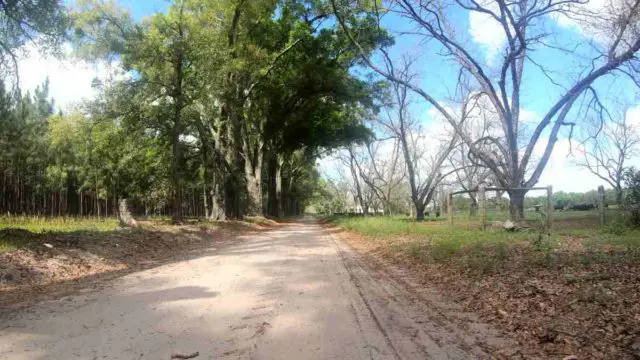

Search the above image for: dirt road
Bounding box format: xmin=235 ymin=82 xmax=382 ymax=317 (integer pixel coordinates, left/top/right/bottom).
xmin=0 ymin=221 xmax=518 ymax=359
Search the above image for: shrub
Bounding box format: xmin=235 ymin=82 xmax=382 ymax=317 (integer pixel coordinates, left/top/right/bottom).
xmin=623 ymin=167 xmax=640 ymax=227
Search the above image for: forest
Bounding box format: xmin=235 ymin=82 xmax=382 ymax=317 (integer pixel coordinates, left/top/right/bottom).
xmin=1 ymin=0 xmax=640 ymax=225
xmin=0 ymin=0 xmax=387 ymax=223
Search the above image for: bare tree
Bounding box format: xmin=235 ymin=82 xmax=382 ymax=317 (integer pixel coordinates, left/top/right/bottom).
xmin=334 ymin=146 xmax=377 ymax=214
xmin=349 ymin=139 xmax=407 ymax=214
xmin=331 ymin=0 xmax=640 ymax=220
xmin=450 ymin=142 xmax=494 ymax=215
xmin=375 ymin=58 xmax=464 ymax=220
xmin=447 ymin=103 xmax=499 ymax=215
xmin=576 ymin=105 xmax=640 ymax=204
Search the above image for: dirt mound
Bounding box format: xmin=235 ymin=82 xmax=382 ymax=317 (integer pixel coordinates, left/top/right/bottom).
xmin=0 ymin=221 xmax=266 ymax=311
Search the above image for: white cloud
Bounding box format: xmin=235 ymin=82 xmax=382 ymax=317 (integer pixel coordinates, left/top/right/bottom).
xmin=550 ymin=0 xmax=639 ymax=55
xmin=425 ymin=106 xmax=455 ymax=139
xmin=423 ymin=97 xmax=621 ymax=192
xmin=519 ymin=108 xmax=539 ymax=124
xmin=468 ymin=3 xmax=505 ymax=63
xmin=626 ymin=105 xmax=640 ymax=128
xmin=17 ymin=44 xmax=124 ymax=111
xmin=552 ymin=0 xmax=605 ymax=32
xmin=468 ymin=0 xmax=631 ymax=61
xmin=533 ymin=139 xmax=619 ymax=193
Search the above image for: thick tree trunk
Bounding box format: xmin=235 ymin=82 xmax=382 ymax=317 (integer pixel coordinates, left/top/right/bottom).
xmin=208 ymin=168 xmax=226 ymax=221
xmin=508 ymin=190 xmax=527 ymax=221
xmin=242 ymin=132 xmax=264 ymax=217
xmin=245 ymin=172 xmax=262 ymax=216
xmin=209 ymin=191 xmax=225 ymax=220
xmin=615 ymin=185 xmax=623 ymax=205
xmin=415 ymin=203 xmax=426 ymax=221
xmin=275 ymin=163 xmax=282 ymax=217
xmin=244 ymin=147 xmax=263 ymax=217
xmin=118 ymin=198 xmax=137 ymax=227
xmin=267 ymin=154 xmax=283 ymax=218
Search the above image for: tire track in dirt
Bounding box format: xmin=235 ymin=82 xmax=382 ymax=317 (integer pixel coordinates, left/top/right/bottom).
xmin=327 ymin=228 xmax=531 ymax=359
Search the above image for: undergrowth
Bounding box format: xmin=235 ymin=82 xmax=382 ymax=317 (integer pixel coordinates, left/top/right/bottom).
xmin=0 ymin=216 xmax=120 ymax=252
xmin=328 ymin=215 xmax=640 ymax=274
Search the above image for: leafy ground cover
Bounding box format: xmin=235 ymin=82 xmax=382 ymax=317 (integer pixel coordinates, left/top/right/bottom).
xmin=325 ymin=213 xmax=640 ymax=359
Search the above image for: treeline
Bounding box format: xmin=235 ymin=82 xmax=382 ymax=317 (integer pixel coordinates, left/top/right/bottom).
xmin=0 ymin=0 xmax=388 ymax=222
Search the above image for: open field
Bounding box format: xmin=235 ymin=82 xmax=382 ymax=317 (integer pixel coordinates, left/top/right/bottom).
xmin=325 ymin=212 xmax=640 ymax=359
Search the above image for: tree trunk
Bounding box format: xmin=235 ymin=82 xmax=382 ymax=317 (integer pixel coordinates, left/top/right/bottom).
xmin=242 ymin=130 xmax=264 ymax=216
xmin=245 ymin=171 xmax=262 ymax=216
xmin=118 ymin=198 xmax=137 ymax=227
xmin=508 ymin=189 xmax=527 ymax=221
xmin=171 ymin=24 xmax=185 ymax=225
xmin=469 ymin=196 xmax=478 ymax=217
xmin=203 ymin=179 xmax=209 ymax=219
xmin=615 ymin=185 xmax=623 ymax=205
xmin=209 ymin=190 xmax=225 ymax=220
xmin=267 ymin=154 xmax=283 ymax=218
xmin=415 ymin=203 xmax=426 ymax=221
xmin=171 ymin=120 xmax=184 ymax=224
xmin=208 ymin=169 xmax=226 ymax=221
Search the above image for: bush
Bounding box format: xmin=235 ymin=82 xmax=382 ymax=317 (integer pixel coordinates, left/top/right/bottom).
xmin=623 ymin=167 xmax=640 ymax=227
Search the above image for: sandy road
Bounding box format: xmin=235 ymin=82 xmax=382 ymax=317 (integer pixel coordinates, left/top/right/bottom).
xmin=0 ymin=221 xmax=516 ymax=360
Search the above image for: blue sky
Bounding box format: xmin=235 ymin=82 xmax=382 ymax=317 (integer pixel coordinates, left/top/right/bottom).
xmin=376 ymin=6 xmax=636 ymax=122
xmin=117 ymin=0 xmax=168 ymax=20
xmin=21 ymin=1 xmax=640 ymax=193
xmin=320 ymin=2 xmax=640 ymax=193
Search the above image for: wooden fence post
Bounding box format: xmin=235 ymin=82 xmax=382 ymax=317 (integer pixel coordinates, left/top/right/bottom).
xmin=447 ymin=191 xmax=453 ymax=226
xmin=478 ymin=185 xmax=487 ymax=230
xmin=546 ymin=186 xmax=553 ymax=235
xmin=598 ymin=185 xmax=605 ymax=226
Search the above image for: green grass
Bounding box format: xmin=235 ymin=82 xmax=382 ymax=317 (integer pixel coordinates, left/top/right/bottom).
xmin=0 ymin=216 xmax=119 ymax=233
xmin=327 ymin=213 xmax=640 ymax=274
xmin=0 ymin=216 xmax=119 ymax=252
xmin=450 ymin=208 xmax=622 ymax=222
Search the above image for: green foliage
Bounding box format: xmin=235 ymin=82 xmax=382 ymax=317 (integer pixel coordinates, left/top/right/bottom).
xmin=70 ymin=0 xmax=137 ymax=61
xmin=0 ymin=0 xmax=68 ymax=82
xmin=2 ymin=0 xmax=392 ymax=220
xmin=623 ymin=167 xmax=640 ymax=227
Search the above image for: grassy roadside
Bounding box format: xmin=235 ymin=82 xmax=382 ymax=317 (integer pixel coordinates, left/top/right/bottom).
xmin=329 ymin=215 xmax=640 ymax=272
xmin=325 ymin=215 xmax=640 ymax=359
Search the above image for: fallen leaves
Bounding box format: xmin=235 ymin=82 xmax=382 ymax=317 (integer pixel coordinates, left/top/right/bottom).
xmin=332 ymin=226 xmax=640 ymax=360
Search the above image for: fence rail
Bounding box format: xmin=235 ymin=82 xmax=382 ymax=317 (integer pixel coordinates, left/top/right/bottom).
xmin=447 ymin=185 xmax=553 ymax=234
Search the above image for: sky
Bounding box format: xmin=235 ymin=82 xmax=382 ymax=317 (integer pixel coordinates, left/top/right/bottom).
xmin=319 ymin=1 xmax=640 ymax=194
xmin=17 ymin=0 xmax=640 ymax=194
xmin=19 ymin=1 xmax=168 ymax=111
